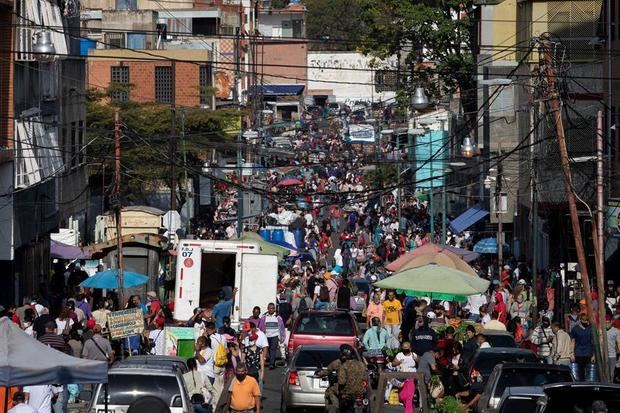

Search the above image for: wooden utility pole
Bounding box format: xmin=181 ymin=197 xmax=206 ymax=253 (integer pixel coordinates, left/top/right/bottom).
xmin=541 ymin=36 xmax=603 ymax=379
xmin=170 ymin=108 xmax=177 ymax=211
xmin=595 ymin=109 xmax=609 ymax=380
xmin=114 ymin=108 xmax=125 ymax=307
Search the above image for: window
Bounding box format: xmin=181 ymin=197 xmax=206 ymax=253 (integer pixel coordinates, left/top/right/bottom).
xmin=155 ymin=66 xmax=173 ymax=104
xmin=199 ymin=64 xmax=213 ymax=105
xmin=292 ymin=19 xmax=303 ymax=38
xmin=127 ymin=33 xmax=146 ymax=49
xmin=375 ymin=69 xmax=397 ymax=92
xmin=293 ymin=313 xmax=355 ymax=336
xmin=106 ymin=32 xmax=125 ymax=49
xmin=193 ymin=18 xmax=217 ymax=36
xmin=111 ymin=66 xmax=129 ymax=102
xmin=116 ymin=0 xmax=137 ymax=10
xmin=97 ymin=374 xmax=181 ymax=406
xmin=548 ymin=1 xmax=600 ymax=61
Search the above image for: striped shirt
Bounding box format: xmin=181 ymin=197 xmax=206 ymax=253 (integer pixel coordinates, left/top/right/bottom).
xmin=38 ymin=333 xmax=70 ymax=354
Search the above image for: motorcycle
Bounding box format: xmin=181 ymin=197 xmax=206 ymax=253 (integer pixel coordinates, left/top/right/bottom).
xmin=339 ymin=390 xmax=370 ymax=413
xmin=364 ymin=348 xmax=386 ymax=389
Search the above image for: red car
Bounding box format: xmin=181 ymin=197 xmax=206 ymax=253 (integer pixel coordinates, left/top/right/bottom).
xmin=287 ymin=310 xmax=359 ymax=358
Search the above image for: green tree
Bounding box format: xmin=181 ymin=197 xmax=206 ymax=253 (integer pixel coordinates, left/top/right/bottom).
xmin=357 ymin=0 xmax=476 ymax=112
xmin=86 ymin=87 xmax=241 ymax=205
xmin=305 ymin=0 xmax=366 ymax=51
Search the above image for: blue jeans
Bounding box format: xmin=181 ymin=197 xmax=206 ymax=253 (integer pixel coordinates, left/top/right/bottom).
xmin=267 ymin=336 xmax=279 ymax=367
xmin=315 ymin=300 xmax=329 ymax=310
xmin=192 ymin=403 xmax=212 ymax=413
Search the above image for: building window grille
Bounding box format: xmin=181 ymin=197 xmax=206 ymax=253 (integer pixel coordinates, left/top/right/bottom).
xmin=155 ymin=66 xmax=174 ymax=104
xmin=110 ymin=66 xmax=129 ymax=102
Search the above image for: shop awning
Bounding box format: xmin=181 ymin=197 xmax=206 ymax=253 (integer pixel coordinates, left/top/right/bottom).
xmin=248 ymin=84 xmax=305 ymax=96
xmin=449 ymin=204 xmax=489 ymax=234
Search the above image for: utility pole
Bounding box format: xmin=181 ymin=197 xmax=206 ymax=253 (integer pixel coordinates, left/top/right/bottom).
xmin=430 ymin=183 xmax=434 ymax=242
xmin=234 ymin=26 xmax=243 ymax=238
xmin=441 ymin=181 xmax=447 ymax=244
xmin=180 ymin=110 xmax=192 ymax=235
xmin=480 ymin=66 xmax=490 ymax=205
xmin=496 ymin=145 xmax=503 ymax=267
xmin=114 ymin=108 xmax=124 ymax=307
xmin=541 ymin=36 xmax=603 ymax=380
xmin=596 ymin=109 xmax=609 ymax=380
xmin=170 ymin=108 xmax=177 ymax=211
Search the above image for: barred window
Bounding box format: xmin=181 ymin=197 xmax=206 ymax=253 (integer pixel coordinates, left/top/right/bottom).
xmin=199 ymin=64 xmax=213 ymax=105
xmin=375 ymin=69 xmax=397 ymax=92
xmin=155 ymin=66 xmax=173 ymax=104
xmin=111 ymin=66 xmax=129 ymax=102
xmin=105 ymin=32 xmax=125 ymax=49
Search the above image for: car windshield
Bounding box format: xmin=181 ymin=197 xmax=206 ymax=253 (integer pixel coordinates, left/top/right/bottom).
xmin=294 ymin=313 xmax=354 ymax=336
xmin=486 ymin=335 xmax=516 ymax=348
xmin=295 ymin=349 xmax=342 ymax=369
xmin=543 ymin=390 xmax=620 ymax=413
xmin=495 ymin=369 xmax=572 ymax=397
xmin=474 ymin=352 xmax=538 ymax=375
xmin=97 ymin=374 xmax=181 ymax=406
xmin=499 ymin=397 xmax=538 ymax=413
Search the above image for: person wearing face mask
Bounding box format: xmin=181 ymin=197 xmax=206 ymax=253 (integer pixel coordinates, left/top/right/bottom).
xmin=225 ymin=363 xmax=261 ymax=413
xmin=530 ymin=316 xmax=555 ymax=364
xmin=366 ymin=291 xmax=384 ymax=328
xmin=362 ymin=317 xmax=389 ymax=351
xmin=392 ymin=341 xmax=418 ymax=372
xmin=570 ymin=315 xmax=595 ymax=380
xmin=240 ymin=334 xmax=264 ymax=387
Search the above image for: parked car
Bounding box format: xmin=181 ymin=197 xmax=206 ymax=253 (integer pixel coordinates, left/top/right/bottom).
xmin=494 ymin=386 xmax=544 ymax=413
xmin=281 ymin=344 xmax=364 ymax=412
xmin=468 ymin=348 xmax=539 ymax=384
xmin=113 ymin=355 xmax=188 ymax=373
xmin=86 ymin=365 xmax=191 ymax=413
xmin=481 ymin=330 xmax=517 ymax=348
xmin=287 ymin=310 xmax=359 ymax=358
xmin=536 ymin=382 xmax=620 ymax=413
xmin=476 ymin=363 xmax=573 ymax=412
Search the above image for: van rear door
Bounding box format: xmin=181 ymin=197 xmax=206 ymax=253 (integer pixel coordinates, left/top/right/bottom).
xmin=236 ymin=254 xmax=278 ymax=322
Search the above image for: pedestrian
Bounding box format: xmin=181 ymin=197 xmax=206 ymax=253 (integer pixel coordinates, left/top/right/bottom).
xmin=204 ymin=322 xmax=227 ymax=406
xmin=54 ymin=308 xmax=73 ymax=336
xmin=213 ymin=289 xmax=236 ymax=330
xmin=148 ymin=317 xmax=166 ymax=355
xmin=530 ymin=316 xmax=554 ymax=363
xmin=240 ymin=334 xmax=265 ymax=385
xmin=218 ymin=316 xmax=237 ymax=338
xmin=38 ymin=321 xmax=70 ymax=354
xmin=465 ymin=293 xmax=487 ymax=322
xmin=392 ymin=341 xmax=418 ymax=372
xmin=243 ymin=307 xmax=261 ymax=333
xmin=226 ymin=363 xmax=261 ymax=413
xmin=81 ymin=324 xmax=113 ymax=363
xmin=366 ymin=291 xmax=384 ymax=328
xmin=8 ymin=392 xmax=35 ymax=413
xmin=291 ymin=289 xmax=313 ymax=321
xmin=606 ymin=316 xmax=620 ymax=381
xmin=336 ymin=279 xmax=352 ymax=310
xmin=313 ymin=278 xmax=330 ymax=310
xmin=195 ymin=335 xmax=215 ymax=386
xmin=480 ymin=306 xmax=491 ymax=327
xmin=477 ymin=334 xmax=491 ymax=349
xmin=550 ymin=321 xmax=572 ymax=366
xmin=183 ymin=358 xmax=213 ymax=413
xmin=462 ymin=325 xmax=479 ymax=365
xmin=145 ymin=291 xmax=163 ymax=327
xmin=257 ymin=303 xmax=285 ymax=369
xmin=382 ymin=290 xmax=402 ymax=348
xmin=91 ymin=301 xmax=110 ymax=333
xmin=23 ymin=385 xmax=61 ymax=413
xmin=570 ymin=315 xmax=595 ymax=381
xmin=417 ymin=347 xmax=441 ymax=384
xmin=410 ymin=317 xmax=438 ymax=356
xmin=32 ymin=306 xmax=54 ymax=338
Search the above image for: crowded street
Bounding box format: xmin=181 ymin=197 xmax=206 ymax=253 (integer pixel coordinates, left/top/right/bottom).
xmin=1 ymin=0 xmax=620 ymax=412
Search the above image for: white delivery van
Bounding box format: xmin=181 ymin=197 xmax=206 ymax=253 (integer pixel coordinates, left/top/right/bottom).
xmin=173 ymin=239 xmax=279 ymax=327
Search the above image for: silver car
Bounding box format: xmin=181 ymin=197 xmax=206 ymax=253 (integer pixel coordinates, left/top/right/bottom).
xmin=280 ymin=344 xmax=362 ymax=412
xmin=86 ymin=365 xmax=192 ymax=413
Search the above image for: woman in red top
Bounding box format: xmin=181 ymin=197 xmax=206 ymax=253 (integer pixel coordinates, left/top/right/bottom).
xmin=494 ymin=292 xmax=507 ymax=324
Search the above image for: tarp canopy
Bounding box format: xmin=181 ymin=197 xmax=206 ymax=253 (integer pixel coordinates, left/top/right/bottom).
xmin=248 ymin=84 xmax=305 ymax=96
xmin=0 ymin=318 xmax=108 ymax=386
xmin=386 ymin=243 xmax=479 ymax=271
xmin=374 ymin=264 xmax=490 ymax=302
xmin=79 ymin=269 xmax=149 ymax=289
xmin=449 ymin=204 xmax=489 ymax=234
xmin=235 ymin=232 xmax=290 ymax=260
xmin=50 ymin=240 xmax=91 ymax=260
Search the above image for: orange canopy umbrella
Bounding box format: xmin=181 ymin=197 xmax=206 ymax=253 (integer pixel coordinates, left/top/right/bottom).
xmin=398 ymin=251 xmax=478 ymax=276
xmin=386 ymin=243 xmax=479 ymax=272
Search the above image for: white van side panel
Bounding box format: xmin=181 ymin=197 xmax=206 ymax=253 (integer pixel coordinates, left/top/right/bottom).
xmin=238 ymin=253 xmax=279 ymax=320
xmin=174 ymin=242 xmax=203 ymax=321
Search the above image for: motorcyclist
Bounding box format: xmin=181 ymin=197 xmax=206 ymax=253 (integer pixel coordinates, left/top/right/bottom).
xmin=319 ymin=344 xmax=351 ymax=411
xmin=362 ymin=317 xmax=389 ymax=352
xmin=337 ymin=344 xmax=368 ymax=408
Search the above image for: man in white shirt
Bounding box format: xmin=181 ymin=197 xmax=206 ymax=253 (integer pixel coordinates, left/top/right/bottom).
xmin=23 ymin=385 xmax=60 ymax=413
xmin=465 ymin=294 xmax=488 ymax=322
xmin=242 ymin=322 xmax=269 ymax=349
xmin=8 ymin=392 xmax=35 ymax=413
xmin=148 ymin=318 xmax=166 ymax=355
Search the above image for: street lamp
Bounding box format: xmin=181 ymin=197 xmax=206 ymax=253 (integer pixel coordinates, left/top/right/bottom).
xmin=33 ymin=30 xmax=56 ymax=61
xmin=461 ymin=136 xmax=475 ymax=158
xmin=411 ymin=86 xmax=429 ymax=111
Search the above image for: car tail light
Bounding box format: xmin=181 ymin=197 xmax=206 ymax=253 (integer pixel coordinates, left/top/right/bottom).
xmin=470 ymin=369 xmax=481 ymax=382
xmin=288 ymin=371 xmax=300 ymax=386
xmin=288 ymin=336 xmax=294 ymax=353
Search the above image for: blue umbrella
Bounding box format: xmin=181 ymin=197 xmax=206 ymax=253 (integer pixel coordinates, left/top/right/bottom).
xmin=79 ymin=269 xmax=149 ymax=289
xmin=473 ymin=237 xmax=510 ymax=254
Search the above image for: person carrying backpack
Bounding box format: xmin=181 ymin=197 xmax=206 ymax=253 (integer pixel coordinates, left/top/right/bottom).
xmin=204 ymin=322 xmax=227 ymax=407
xmin=313 ymin=278 xmax=330 ymax=310
xmin=292 ymin=288 xmax=313 ymax=321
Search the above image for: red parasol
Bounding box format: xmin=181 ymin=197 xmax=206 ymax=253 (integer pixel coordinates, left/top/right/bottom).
xmin=277 ymin=178 xmax=303 ymax=187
